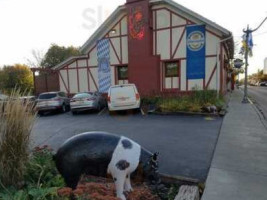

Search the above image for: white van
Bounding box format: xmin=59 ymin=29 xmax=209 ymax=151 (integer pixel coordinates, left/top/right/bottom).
xmin=107 ymin=84 xmax=141 ymax=112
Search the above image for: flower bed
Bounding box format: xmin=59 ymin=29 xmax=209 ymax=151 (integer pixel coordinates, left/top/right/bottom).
xmin=58 ymin=175 xmax=160 ymax=200
xmin=0 ymin=146 xmax=177 ymax=200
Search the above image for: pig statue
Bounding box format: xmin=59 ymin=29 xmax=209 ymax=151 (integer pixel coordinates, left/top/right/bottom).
xmin=54 ymin=132 xmax=160 ymax=200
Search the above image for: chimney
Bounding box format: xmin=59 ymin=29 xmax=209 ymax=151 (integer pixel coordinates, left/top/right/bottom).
xmin=126 ymin=0 xmax=160 ymax=95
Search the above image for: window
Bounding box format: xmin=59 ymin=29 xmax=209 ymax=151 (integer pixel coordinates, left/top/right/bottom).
xmin=117 ymin=66 xmax=128 ymax=80
xmin=165 ymin=62 xmax=179 ymax=77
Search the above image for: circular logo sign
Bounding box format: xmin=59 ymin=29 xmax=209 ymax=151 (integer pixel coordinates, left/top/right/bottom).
xmin=187 ymin=31 xmax=205 ymax=51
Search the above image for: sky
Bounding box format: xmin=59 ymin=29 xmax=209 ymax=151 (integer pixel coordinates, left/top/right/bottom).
xmin=0 ymin=0 xmax=266 ymax=75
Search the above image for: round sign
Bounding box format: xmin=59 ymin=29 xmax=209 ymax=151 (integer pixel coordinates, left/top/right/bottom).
xmin=187 ymin=31 xmax=205 ymax=51
xmin=234 ymin=59 xmax=244 ymax=69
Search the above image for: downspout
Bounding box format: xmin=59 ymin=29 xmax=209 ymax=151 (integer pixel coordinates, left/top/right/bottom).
xmin=216 ymin=35 xmax=233 ymax=97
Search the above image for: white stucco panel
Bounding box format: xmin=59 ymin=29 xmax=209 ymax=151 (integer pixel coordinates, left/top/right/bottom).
xmin=188 ymin=79 xmax=204 ymax=91
xmin=173 ymin=29 xmax=186 ymax=59
xmin=109 ymin=23 xmax=120 ymax=37
xmin=88 ymin=68 xmax=99 ymax=92
xmin=121 ymin=16 xmax=128 ymax=35
xmin=59 ymin=70 xmax=68 ymax=93
xmin=78 ymin=59 xmax=87 ymax=68
xmin=110 ymin=38 xmax=121 ymax=65
xmin=172 ymin=14 xmax=186 ymax=26
xmin=69 ymin=62 xmax=76 ymax=69
xmin=206 ymin=32 xmax=219 ymax=56
xmin=122 ymin=36 xmax=128 ymax=64
xmin=68 ymin=69 xmax=78 ymax=94
xmin=110 ymin=66 xmax=115 ymax=86
xmin=206 ymin=57 xmax=217 ymax=90
xmin=79 ymin=69 xmax=88 ymax=92
xmin=157 ymin=30 xmax=170 ymax=59
xmin=157 ymin=9 xmax=170 ymax=29
xmin=89 ymin=48 xmax=98 ymax=66
xmin=172 ymin=27 xmax=185 ymax=56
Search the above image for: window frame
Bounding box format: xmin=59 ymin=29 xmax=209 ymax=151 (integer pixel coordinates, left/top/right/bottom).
xmin=117 ymin=65 xmax=128 ymax=81
xmin=164 ymin=61 xmax=180 ymax=78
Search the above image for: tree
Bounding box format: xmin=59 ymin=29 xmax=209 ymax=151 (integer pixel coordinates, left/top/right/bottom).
xmin=41 ymin=44 xmax=81 ymax=68
xmin=26 ymin=49 xmax=45 ymax=68
xmin=0 ymin=64 xmax=33 ymax=94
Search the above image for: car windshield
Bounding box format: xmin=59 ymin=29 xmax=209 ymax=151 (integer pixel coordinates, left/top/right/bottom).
xmin=38 ymin=93 xmax=57 ymax=99
xmin=73 ymin=93 xmax=94 ymax=99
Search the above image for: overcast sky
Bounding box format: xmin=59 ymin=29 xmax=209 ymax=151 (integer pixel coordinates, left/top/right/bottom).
xmin=0 ymin=0 xmax=266 ymax=75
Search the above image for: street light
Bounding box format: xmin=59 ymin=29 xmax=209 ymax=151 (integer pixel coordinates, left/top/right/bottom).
xmin=242 ymin=16 xmax=267 ymax=103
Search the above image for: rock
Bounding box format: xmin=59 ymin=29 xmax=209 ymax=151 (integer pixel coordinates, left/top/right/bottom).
xmin=174 ymin=185 xmax=199 ymax=200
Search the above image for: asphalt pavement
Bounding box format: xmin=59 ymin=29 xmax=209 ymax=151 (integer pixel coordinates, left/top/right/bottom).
xmin=247 ymin=86 xmax=267 ymax=119
xmin=31 ymin=111 xmax=223 ymax=182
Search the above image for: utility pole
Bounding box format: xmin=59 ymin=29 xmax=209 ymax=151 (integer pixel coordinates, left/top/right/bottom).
xmin=242 ymin=16 xmax=267 ymax=103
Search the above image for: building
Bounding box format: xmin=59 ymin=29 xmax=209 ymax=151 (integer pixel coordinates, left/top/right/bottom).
xmin=33 ymin=0 xmax=234 ymax=96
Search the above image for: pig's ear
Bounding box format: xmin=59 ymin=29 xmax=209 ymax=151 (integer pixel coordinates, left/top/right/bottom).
xmin=152 ymin=152 xmax=159 ymax=162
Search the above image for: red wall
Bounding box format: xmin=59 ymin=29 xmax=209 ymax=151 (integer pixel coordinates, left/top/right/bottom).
xmin=34 ymin=72 xmax=59 ymax=96
xmin=126 ymin=0 xmax=160 ymax=95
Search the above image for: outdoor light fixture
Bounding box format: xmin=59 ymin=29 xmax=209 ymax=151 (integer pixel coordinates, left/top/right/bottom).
xmin=110 ymin=29 xmax=117 ymax=34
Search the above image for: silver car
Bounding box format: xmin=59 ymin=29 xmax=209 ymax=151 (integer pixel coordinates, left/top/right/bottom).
xmin=36 ymin=92 xmax=70 ymax=115
xmin=70 ymin=92 xmax=106 ymax=114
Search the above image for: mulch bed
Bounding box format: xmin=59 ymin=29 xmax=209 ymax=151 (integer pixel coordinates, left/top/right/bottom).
xmin=57 ymin=175 xmax=160 ymax=200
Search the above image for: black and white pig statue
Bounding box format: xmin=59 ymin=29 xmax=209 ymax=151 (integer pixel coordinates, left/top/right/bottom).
xmin=54 ymin=132 xmax=160 ymax=200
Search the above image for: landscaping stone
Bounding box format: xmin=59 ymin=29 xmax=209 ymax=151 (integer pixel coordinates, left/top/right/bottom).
xmin=174 ymin=185 xmax=199 ymax=200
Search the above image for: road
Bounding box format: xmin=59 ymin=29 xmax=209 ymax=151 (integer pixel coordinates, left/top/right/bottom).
xmin=247 ymin=86 xmax=267 ymax=118
xmin=32 ymin=111 xmax=222 ymax=182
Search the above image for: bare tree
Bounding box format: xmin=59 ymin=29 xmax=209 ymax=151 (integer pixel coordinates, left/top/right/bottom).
xmin=26 ymin=49 xmax=45 ymax=68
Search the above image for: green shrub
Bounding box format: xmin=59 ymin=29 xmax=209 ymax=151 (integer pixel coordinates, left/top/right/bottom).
xmin=142 ymin=90 xmax=225 ymax=113
xmin=0 ymin=146 xmax=66 ymax=200
xmin=25 ymin=146 xmax=65 ymax=188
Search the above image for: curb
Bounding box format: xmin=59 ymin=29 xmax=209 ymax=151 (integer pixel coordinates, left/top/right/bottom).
xmin=159 ymin=173 xmax=200 ymax=185
xmin=148 ymin=111 xmax=222 ymax=117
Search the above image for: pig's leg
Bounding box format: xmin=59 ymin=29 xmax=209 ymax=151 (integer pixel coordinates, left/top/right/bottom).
xmin=114 ymin=173 xmax=127 ymax=200
xmin=124 ymin=173 xmax=133 ymax=192
xmin=64 ymin=175 xmax=80 ymax=190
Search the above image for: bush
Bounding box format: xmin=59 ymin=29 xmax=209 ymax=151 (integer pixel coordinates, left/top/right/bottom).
xmin=0 ymin=89 xmax=37 ymax=188
xmin=142 ymin=90 xmax=224 ymax=113
xmin=0 ymin=146 xmax=66 ymax=200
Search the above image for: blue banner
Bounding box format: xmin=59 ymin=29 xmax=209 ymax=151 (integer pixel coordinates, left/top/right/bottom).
xmin=97 ymin=39 xmax=111 ymax=93
xmin=186 ymin=25 xmax=206 ymax=80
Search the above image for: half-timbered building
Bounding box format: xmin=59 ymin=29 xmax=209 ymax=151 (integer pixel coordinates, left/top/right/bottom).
xmin=33 ymin=0 xmax=234 ymax=96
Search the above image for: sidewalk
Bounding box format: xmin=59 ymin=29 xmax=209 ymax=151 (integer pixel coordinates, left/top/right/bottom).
xmin=202 ymin=90 xmax=267 ymax=200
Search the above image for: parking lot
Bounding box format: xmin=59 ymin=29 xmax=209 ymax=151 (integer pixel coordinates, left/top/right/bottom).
xmin=32 ymin=110 xmax=222 ymax=182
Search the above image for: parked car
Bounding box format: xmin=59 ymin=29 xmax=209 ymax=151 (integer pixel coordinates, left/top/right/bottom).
xmin=107 ymin=84 xmax=141 ymax=112
xmin=259 ymin=82 xmax=267 ymax=87
xmin=36 ymin=92 xmax=70 ymax=115
xmin=70 ymin=92 xmax=106 ymax=114
xmin=0 ymin=94 xmax=8 ymax=101
xmin=19 ymin=96 xmax=37 ymax=111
